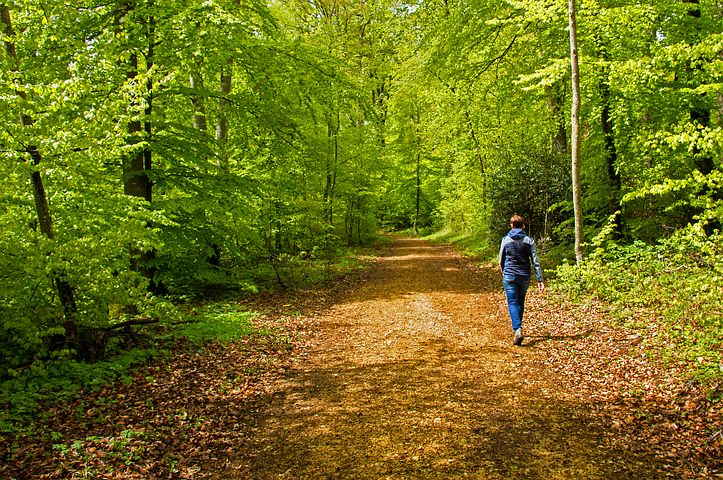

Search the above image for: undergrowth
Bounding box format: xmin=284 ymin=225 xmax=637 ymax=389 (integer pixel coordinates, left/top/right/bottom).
xmin=425 ymin=228 xmax=498 ymax=261
xmin=555 ymin=225 xmax=723 ymax=390
xmin=0 ymin=241 xmax=384 ymax=434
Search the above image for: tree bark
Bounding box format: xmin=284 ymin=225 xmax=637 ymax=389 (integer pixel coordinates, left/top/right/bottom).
xmin=568 ymin=0 xmax=584 ymax=263
xmin=2 ymin=3 xmax=79 ymax=342
xmin=189 ymin=64 xmax=208 ymax=132
xmin=216 ymin=62 xmax=232 ymax=170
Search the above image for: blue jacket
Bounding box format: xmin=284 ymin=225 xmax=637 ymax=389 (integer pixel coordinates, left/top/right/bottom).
xmin=498 ymin=228 xmax=543 ymax=282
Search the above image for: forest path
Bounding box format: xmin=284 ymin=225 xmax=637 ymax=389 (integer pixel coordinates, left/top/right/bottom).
xmin=222 ymin=237 xmax=666 ymax=479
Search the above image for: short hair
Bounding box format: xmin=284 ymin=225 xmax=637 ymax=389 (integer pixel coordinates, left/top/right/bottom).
xmin=510 ymin=215 xmax=525 ymax=228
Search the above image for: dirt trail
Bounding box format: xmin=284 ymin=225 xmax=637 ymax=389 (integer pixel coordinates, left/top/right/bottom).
xmin=221 ymin=238 xmax=668 ymax=479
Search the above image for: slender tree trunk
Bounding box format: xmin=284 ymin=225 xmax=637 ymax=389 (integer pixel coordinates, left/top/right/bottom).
xmin=189 ymin=65 xmax=208 ymax=132
xmin=463 ymin=109 xmax=487 ymax=197
xmin=683 ymin=0 xmax=719 ymax=233
xmin=595 ymin=37 xmax=623 ymax=237
xmin=545 ymin=84 xmax=568 ymax=154
xmin=216 ymin=60 xmax=232 ymax=172
xmin=684 ymin=0 xmax=714 ymax=176
xmin=324 ymin=111 xmax=340 ymax=225
xmin=600 ymin=78 xmax=623 ymax=235
xmin=1 ymin=3 xmax=79 ymax=342
xmin=371 ymin=72 xmax=388 ymax=147
xmin=214 ymin=0 xmax=241 ymax=173
xmin=568 ymin=0 xmax=584 ymax=263
xmin=143 ymin=13 xmax=154 ymax=189
xmin=414 ymin=149 xmax=421 ymax=237
xmin=116 ymin=1 xmax=151 ymax=202
xmin=119 ymin=2 xmax=158 ymax=297
xmin=124 ymin=53 xmax=152 ymax=201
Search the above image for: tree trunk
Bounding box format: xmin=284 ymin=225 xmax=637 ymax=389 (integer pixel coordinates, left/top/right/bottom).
xmin=596 ymin=37 xmax=623 ymax=238
xmin=684 ymin=0 xmax=719 ymax=233
xmin=216 ymin=60 xmax=232 ymax=172
xmin=143 ymin=13 xmax=154 ymax=189
xmin=684 ymin=0 xmax=714 ymax=176
xmin=324 ymin=112 xmax=340 ymax=225
xmin=124 ymin=53 xmax=152 ymax=201
xmin=414 ymin=149 xmax=421 ymax=237
xmin=2 ymin=3 xmax=79 ymax=345
xmin=463 ymin=109 xmax=487 ymax=197
xmin=189 ymin=62 xmax=208 ymax=132
xmin=568 ymin=0 xmax=584 ymax=263
xmin=118 ymin=2 xmax=157 ymax=295
xmin=545 ymin=84 xmax=568 ymax=154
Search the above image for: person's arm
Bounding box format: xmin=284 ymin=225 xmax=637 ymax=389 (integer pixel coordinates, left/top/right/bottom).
xmin=498 ymin=238 xmax=506 ymax=273
xmin=529 ymin=238 xmax=545 ymax=292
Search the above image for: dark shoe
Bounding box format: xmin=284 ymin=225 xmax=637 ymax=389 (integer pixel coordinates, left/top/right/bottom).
xmin=513 ymin=328 xmax=524 ymax=346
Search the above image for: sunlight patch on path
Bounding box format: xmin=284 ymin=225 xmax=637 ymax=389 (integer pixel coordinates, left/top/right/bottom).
xmin=220 ymin=238 xmax=669 ymax=480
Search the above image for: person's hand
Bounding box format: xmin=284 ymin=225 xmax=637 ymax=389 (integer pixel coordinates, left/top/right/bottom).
xmin=538 ymin=281 xmax=545 ymax=294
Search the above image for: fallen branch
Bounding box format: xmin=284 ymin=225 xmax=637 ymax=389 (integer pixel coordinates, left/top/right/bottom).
xmin=100 ymin=317 xmax=159 ymax=331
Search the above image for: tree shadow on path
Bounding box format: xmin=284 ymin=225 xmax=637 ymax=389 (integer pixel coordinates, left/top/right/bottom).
xmin=217 ymin=238 xmax=672 ymax=479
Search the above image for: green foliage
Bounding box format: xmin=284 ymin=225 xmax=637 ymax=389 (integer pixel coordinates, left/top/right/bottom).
xmin=1 ymin=0 xmax=389 ymax=373
xmin=425 ymin=229 xmax=498 ymax=261
xmin=176 ymin=304 xmax=256 ymax=344
xmin=1 ymin=0 xmax=722 ymax=425
xmin=556 ymin=225 xmax=723 ymax=384
xmin=0 ymin=348 xmax=163 ymax=432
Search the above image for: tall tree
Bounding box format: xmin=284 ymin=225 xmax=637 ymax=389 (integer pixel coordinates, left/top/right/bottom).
xmin=1 ymin=3 xmax=79 ymax=350
xmin=568 ymin=0 xmax=584 ymax=263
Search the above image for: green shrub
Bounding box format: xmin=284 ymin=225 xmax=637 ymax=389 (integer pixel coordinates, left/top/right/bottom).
xmin=556 ymin=225 xmax=723 ymax=385
xmin=0 ymin=348 xmax=163 ymax=432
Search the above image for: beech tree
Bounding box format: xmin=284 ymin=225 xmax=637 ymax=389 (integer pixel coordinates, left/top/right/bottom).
xmin=568 ymin=0 xmax=584 ymax=263
xmin=0 ymin=0 xmax=720 ymax=373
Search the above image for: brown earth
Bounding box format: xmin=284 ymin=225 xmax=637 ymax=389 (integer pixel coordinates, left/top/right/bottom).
xmin=217 ymin=237 xmax=671 ymax=479
xmin=6 ymin=236 xmax=717 ymax=479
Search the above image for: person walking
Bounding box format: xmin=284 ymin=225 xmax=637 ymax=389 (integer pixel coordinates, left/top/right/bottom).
xmin=498 ymin=215 xmax=545 ymax=346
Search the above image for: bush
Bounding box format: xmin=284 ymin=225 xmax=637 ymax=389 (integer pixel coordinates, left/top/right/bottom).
xmin=556 ymin=225 xmax=723 ymax=385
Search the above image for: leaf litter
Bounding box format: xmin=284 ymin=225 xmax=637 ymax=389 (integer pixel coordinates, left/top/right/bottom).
xmin=1 ymin=238 xmax=720 ymax=479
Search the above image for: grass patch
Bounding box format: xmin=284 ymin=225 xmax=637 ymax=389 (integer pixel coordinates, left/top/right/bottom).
xmin=424 ymin=228 xmax=498 ymax=261
xmin=176 ymin=304 xmax=257 ymax=343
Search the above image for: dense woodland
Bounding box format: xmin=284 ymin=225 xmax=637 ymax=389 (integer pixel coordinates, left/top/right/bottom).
xmin=1 ymin=0 xmax=721 ymax=420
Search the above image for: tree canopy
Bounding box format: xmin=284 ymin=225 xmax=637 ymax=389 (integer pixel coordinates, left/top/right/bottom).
xmin=1 ymin=0 xmax=721 ymax=381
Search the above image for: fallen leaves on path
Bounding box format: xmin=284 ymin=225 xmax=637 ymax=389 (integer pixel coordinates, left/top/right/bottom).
xmin=524 ymin=292 xmax=722 ymax=479
xmin=1 ymin=238 xmax=720 ymax=479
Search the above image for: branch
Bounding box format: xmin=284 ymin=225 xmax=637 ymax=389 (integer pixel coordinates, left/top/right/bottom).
xmin=100 ymin=317 xmax=159 ymax=331
xmin=472 ymin=22 xmax=531 ymax=81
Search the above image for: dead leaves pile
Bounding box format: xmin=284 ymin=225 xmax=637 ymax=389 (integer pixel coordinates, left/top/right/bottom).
xmin=525 ymin=293 xmax=722 ymax=479
xmin=0 ymin=326 xmax=304 ymax=479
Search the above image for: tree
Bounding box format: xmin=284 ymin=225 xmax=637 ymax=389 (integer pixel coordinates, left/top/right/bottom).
xmin=568 ymin=0 xmax=584 ymax=263
xmin=1 ymin=3 xmax=80 ymax=353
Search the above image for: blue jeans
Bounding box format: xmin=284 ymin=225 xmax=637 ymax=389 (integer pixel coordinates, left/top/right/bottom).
xmin=503 ymin=274 xmax=530 ymax=331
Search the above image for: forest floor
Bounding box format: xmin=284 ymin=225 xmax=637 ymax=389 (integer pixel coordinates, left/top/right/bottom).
xmin=2 ymin=237 xmax=721 ymax=479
